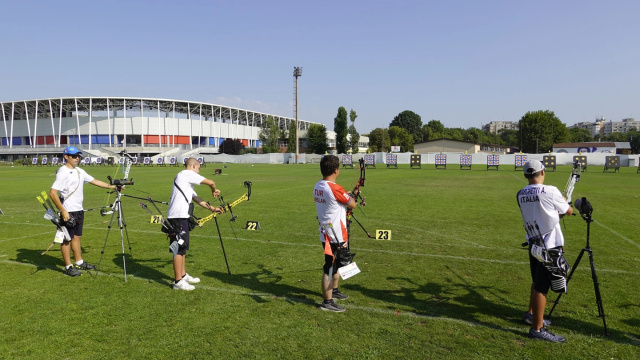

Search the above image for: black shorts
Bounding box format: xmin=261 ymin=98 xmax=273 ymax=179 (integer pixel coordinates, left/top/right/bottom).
xmin=322 ymin=242 xmax=339 ymax=275
xmin=168 ymin=218 xmax=190 ymax=255
xmin=528 ymin=246 xmax=563 ymax=294
xmin=65 ymin=211 xmax=84 ymax=239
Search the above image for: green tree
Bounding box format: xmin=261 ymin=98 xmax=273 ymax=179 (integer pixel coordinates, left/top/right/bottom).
xmin=348 ymin=109 xmax=360 ymax=154
xmin=463 ymin=128 xmax=479 ymax=143
xmin=603 ymin=132 xmax=627 ymax=142
xmin=334 ymin=106 xmax=348 ymax=154
xmin=627 ymin=130 xmax=640 ymax=154
xmin=444 ymin=128 xmax=463 ymax=141
xmin=388 ymin=126 xmax=414 ymax=152
xmin=498 ymin=129 xmax=519 ymax=147
xmin=288 ymin=120 xmax=297 ymax=152
xmin=219 ymin=138 xmax=244 ymax=155
xmin=258 ymin=115 xmax=281 ymax=153
xmin=568 ymin=127 xmax=593 ymax=143
xmin=390 ymin=110 xmax=423 ymax=143
xmin=518 ymin=110 xmax=569 ymax=153
xmin=367 ymin=128 xmax=390 ymax=152
xmin=422 ymin=120 xmax=445 ymax=141
xmin=306 ymin=123 xmax=328 ymax=154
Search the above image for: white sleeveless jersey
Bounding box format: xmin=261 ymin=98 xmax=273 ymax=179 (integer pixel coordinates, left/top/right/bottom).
xmin=517 ymin=184 xmax=571 ymax=248
xmin=314 ymin=180 xmax=352 ymax=244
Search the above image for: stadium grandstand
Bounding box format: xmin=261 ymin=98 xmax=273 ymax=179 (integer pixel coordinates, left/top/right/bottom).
xmin=0 ymin=96 xmax=319 ymax=162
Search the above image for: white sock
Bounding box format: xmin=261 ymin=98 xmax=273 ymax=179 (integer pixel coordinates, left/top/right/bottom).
xmin=75 ymin=260 xmax=84 ymax=265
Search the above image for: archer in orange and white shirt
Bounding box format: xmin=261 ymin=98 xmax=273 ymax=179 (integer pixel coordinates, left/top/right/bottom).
xmin=313 ymin=155 xmax=357 ymax=312
xmin=314 ymin=179 xmax=352 ymax=245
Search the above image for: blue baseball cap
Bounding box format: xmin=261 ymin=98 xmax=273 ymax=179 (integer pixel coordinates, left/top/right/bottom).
xmin=63 ymin=146 xmax=83 ymax=155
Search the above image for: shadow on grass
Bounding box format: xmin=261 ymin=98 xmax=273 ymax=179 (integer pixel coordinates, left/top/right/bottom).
xmin=15 ymin=248 xmax=65 ymax=274
xmin=345 ymin=275 xmax=526 ymax=338
xmin=127 ymin=256 xmax=174 ymax=284
xmin=13 ymin=242 xmax=178 ymax=286
xmin=546 ymin=297 xmax=637 ymax=345
xmin=203 ymin=264 xmax=320 ymax=306
xmin=619 ymin=316 xmax=640 ymax=343
xmin=99 ymin=252 xmax=173 ymax=286
xmin=344 ymin=273 xmax=635 ymax=344
xmin=15 ymin=246 xmax=172 ymax=285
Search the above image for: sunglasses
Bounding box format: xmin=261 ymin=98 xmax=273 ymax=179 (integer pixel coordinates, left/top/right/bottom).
xmin=67 ymin=154 xmax=82 ymax=159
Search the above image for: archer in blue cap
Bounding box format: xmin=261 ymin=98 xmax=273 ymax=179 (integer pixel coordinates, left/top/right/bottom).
xmin=50 ymin=145 xmax=117 ymax=277
xmin=62 ymin=146 xmax=83 ymax=156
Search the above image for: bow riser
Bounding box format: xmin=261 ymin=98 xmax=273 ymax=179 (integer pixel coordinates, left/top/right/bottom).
xmin=346 ymin=158 xmax=372 ymax=238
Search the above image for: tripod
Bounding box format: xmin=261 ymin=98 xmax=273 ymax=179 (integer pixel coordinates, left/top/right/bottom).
xmin=96 ymin=190 xmax=135 ymax=282
xmin=548 ymin=211 xmax=609 ymax=336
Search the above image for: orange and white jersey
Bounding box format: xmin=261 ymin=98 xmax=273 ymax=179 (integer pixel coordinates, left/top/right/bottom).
xmin=314 ymin=180 xmax=352 ymax=245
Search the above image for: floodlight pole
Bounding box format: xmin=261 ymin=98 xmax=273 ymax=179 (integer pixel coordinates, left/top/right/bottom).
xmin=293 ymin=67 xmax=302 ymax=164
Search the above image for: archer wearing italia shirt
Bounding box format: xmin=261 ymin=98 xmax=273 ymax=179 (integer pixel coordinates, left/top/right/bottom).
xmin=313 ymin=155 xmax=357 ymax=312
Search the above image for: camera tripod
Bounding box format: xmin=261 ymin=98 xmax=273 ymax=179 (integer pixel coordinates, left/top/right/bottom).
xmin=96 ymin=189 xmax=135 ymax=282
xmin=547 ymin=209 xmax=609 ymax=336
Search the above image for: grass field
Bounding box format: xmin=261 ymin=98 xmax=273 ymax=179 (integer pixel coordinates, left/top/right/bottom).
xmin=0 ymin=161 xmax=638 ymax=359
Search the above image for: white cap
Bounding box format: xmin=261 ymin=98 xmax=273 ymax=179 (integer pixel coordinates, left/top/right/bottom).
xmin=523 ymin=160 xmax=545 ymax=174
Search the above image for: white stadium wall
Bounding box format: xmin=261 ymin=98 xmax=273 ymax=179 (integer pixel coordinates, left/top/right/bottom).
xmin=1 ymin=97 xmax=313 ymax=149
xmin=4 ymin=116 xmax=259 ymax=147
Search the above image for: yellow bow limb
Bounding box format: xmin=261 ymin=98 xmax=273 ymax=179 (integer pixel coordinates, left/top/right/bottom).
xmin=196 ymin=193 xmax=249 ymax=226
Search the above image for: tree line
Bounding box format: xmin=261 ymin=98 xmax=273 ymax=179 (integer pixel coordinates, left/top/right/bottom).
xmin=255 ymin=107 xmax=362 ymax=155
xmin=254 ymin=109 xmax=640 ymax=155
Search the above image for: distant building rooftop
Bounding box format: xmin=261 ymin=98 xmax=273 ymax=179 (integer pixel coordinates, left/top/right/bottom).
xmin=553 ymin=142 xmax=630 ymax=148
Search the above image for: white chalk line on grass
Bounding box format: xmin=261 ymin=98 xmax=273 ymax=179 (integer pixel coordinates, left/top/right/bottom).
xmin=193 ymin=236 xmax=639 ymax=275
xmin=353 ymin=247 xmax=638 ymax=274
xmin=386 ymin=222 xmax=488 ymax=248
xmin=0 ymin=229 xmax=59 ymax=243
xmin=594 ymin=220 xmax=640 ymax=250
xmin=2 ymin=221 xmax=638 ymax=275
xmin=1 ymin=257 xmax=632 ymax=343
xmin=501 ymin=167 xmax=528 ymax=184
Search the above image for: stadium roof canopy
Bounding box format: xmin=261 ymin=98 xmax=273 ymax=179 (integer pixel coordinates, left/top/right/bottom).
xmin=0 ymin=96 xmax=315 ymax=130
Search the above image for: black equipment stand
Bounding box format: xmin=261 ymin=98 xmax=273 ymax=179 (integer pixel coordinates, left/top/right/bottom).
xmin=96 ymin=190 xmax=135 ymax=282
xmin=213 ymin=215 xmax=231 ymax=275
xmin=547 ymin=212 xmax=609 ymax=336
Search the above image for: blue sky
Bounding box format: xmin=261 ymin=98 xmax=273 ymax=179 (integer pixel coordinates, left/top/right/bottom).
xmin=1 ymin=0 xmax=639 ymax=134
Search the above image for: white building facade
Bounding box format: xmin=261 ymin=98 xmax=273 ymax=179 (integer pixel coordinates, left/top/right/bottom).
xmin=0 ymin=97 xmax=318 ymax=151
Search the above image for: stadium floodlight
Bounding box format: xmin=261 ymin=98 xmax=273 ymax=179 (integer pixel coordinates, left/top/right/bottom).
xmin=293 ymin=67 xmax=302 ymax=164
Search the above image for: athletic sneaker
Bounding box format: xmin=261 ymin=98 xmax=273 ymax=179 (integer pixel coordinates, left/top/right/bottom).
xmin=528 ymin=327 xmax=566 ymax=343
xmin=332 ymin=289 xmax=349 ymax=300
xmin=320 ymin=300 xmax=345 ymax=312
xmin=183 ymin=273 xmax=200 ymax=284
xmin=75 ymin=261 xmax=97 ymax=271
xmin=173 ymin=279 xmax=195 ymax=291
xmin=65 ymin=266 xmax=82 ymax=277
xmin=522 ymin=312 xmax=551 ymax=326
